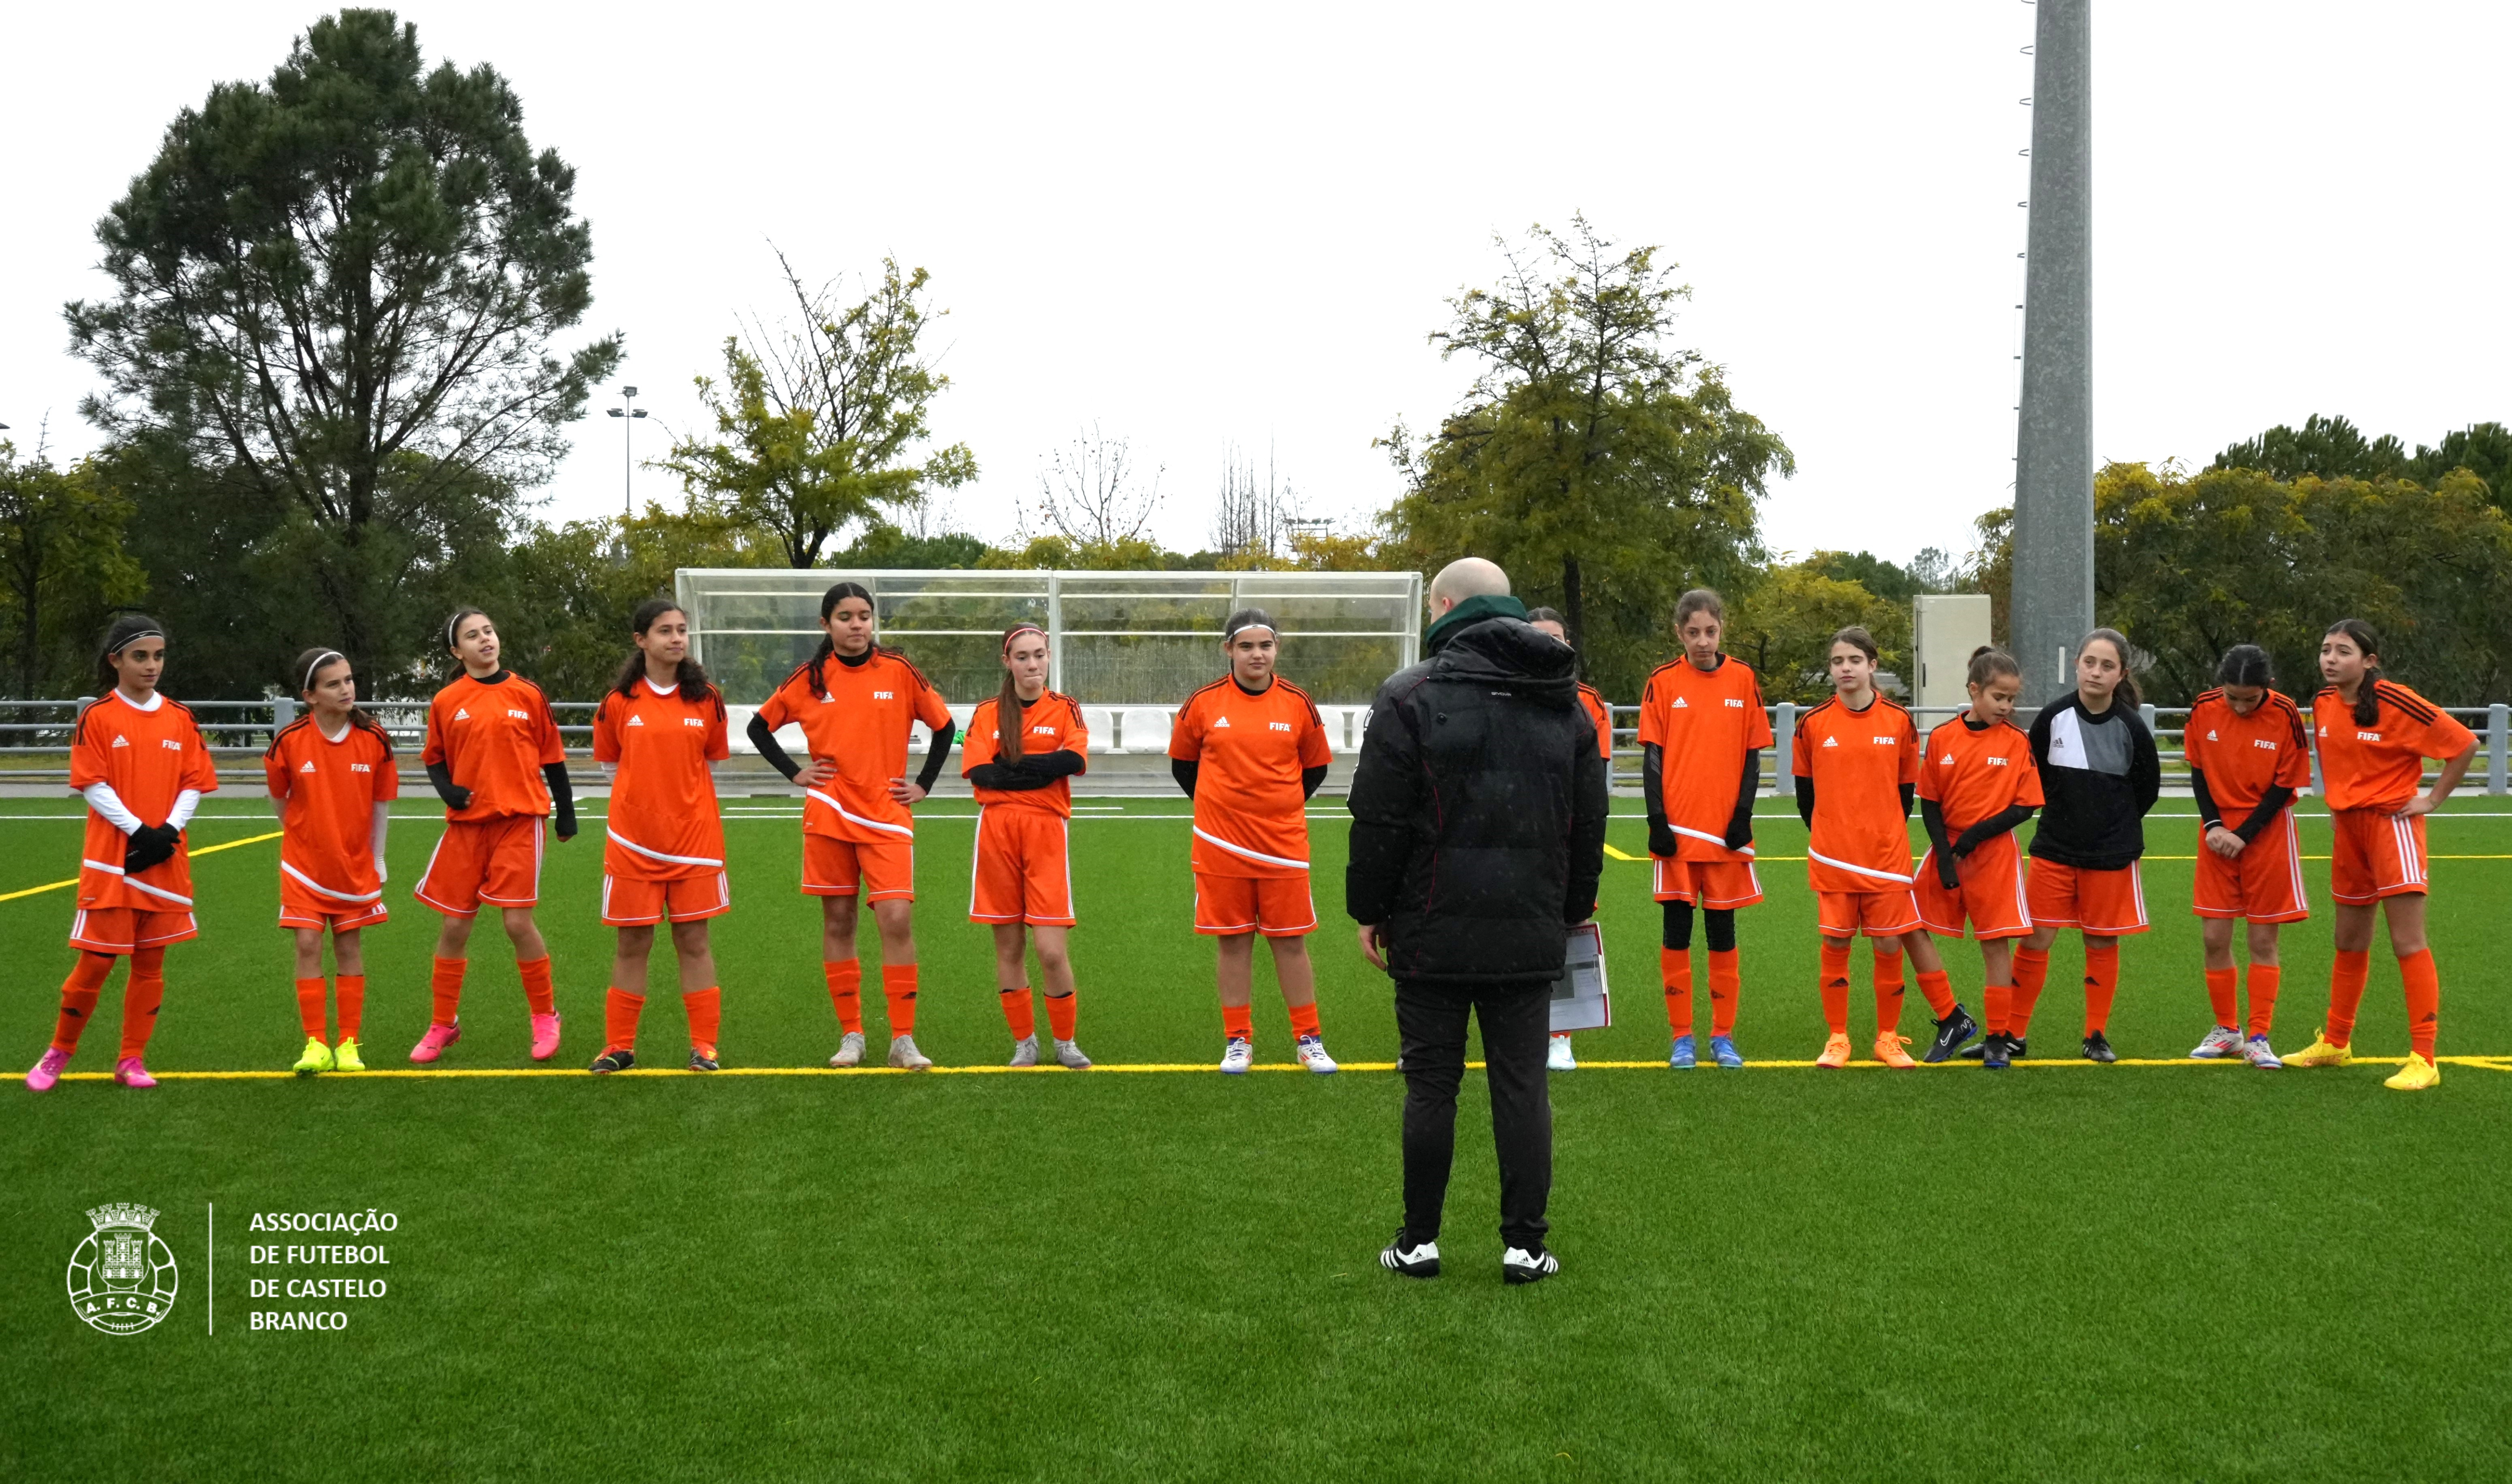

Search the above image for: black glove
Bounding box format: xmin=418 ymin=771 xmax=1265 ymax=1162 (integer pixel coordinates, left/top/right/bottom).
xmin=441 ymin=783 xmax=474 ymax=812
xmin=1722 ymin=819 xmax=1754 ymax=852
xmin=553 ymin=806 xmax=577 ymax=842
xmin=1935 ymin=852 xmax=1961 ymax=892
xmin=1648 ymin=822 xmax=1678 ymax=859
xmin=124 ymin=824 xmax=180 ymax=875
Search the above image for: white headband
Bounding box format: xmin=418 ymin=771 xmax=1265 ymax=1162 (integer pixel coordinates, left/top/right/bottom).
xmin=1224 ymin=619 xmax=1278 ymax=643
xmin=303 ymin=650 xmax=345 ymax=691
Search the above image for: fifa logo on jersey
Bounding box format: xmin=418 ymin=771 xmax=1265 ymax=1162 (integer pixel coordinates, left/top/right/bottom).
xmin=1724 ymin=699 xmax=1745 ymax=709
xmin=1872 ymin=736 xmax=1896 ymax=745
xmin=67 ymin=1203 xmax=179 ymax=1336
xmin=1986 ymin=756 xmax=2009 ymax=767
xmin=2358 ymin=731 xmax=2382 ymax=742
xmin=873 ymin=691 xmax=894 ymax=700
xmin=684 ymin=718 xmax=706 ymax=728
xmin=350 ymin=762 xmax=372 ymax=772
xmin=506 ymin=709 xmax=528 ymax=721
xmin=2253 ymin=739 xmax=2278 ymax=751
xmin=161 ymin=739 xmax=183 ymax=751
xmin=1031 ymin=724 xmax=1057 ymax=736
xmin=1270 ymin=722 xmax=1292 ymax=732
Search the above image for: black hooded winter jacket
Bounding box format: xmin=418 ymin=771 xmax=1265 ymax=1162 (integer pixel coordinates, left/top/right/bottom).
xmin=1344 ymin=601 xmax=1611 ymax=985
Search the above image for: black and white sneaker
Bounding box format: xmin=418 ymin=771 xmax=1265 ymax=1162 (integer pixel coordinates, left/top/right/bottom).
xmin=1501 ymin=1246 xmax=1560 ymax=1286
xmin=1925 ymin=1005 xmax=1980 ymax=1063
xmin=1981 ymin=1033 xmax=2011 ymax=1071
xmin=1380 ymin=1230 xmax=1440 ymax=1279
xmin=688 ymin=1045 xmax=719 ymax=1073
xmin=2082 ymin=1031 xmax=2117 ymax=1063
xmin=589 ymin=1048 xmax=635 ymax=1074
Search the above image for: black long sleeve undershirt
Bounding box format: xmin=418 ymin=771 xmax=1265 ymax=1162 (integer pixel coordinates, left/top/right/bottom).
xmin=1302 ymin=764 xmax=1328 ymax=799
xmin=2190 ymin=768 xmax=2221 ymax=829
xmin=1920 ymin=798 xmax=1955 ymax=859
xmin=915 ymin=722 xmax=956 ymax=792
xmin=747 ymin=714 xmax=800 ymax=781
xmin=1953 ymin=804 xmax=2036 ymax=857
xmin=1172 ymin=758 xmax=1198 ymax=798
xmin=424 ymin=758 xmax=468 ymax=810
xmin=2193 ymin=767 xmax=2294 ymax=844
xmin=542 ymin=761 xmax=576 ymax=839
xmin=1794 ymin=774 xmax=1815 ymax=828
xmin=1724 ymin=748 xmax=1761 ymax=849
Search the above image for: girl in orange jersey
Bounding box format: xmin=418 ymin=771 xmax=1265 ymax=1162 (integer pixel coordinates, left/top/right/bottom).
xmin=1918 ymin=648 xmax=2040 ymax=1069
xmin=2016 ymin=628 xmax=2160 ymax=1065
xmin=2286 ymin=619 xmax=2476 ymax=1091
xmin=1637 ymin=589 xmax=1772 ymax=1069
xmin=27 ymin=615 xmax=218 ymax=1092
xmin=962 ymin=623 xmax=1093 ymax=1069
xmin=265 ymin=649 xmax=399 ymax=1076
xmin=748 ymin=582 xmax=957 ymax=1071
xmin=2182 ymin=644 xmax=2313 ymax=1070
xmin=1527 ymin=607 xmax=1610 ymax=1072
xmin=1169 ymin=608 xmax=1338 ymax=1075
xmin=410 ymin=607 xmax=577 ymax=1065
xmin=589 ymin=599 xmax=732 ymax=1075
xmin=1791 ymin=628 xmax=1970 ymax=1069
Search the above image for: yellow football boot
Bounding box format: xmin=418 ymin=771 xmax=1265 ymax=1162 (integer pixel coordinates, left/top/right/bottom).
xmin=292 ymin=1036 xmax=334 ymax=1075
xmin=2284 ymin=1030 xmax=2351 ymax=1068
xmin=2383 ymin=1052 xmax=2440 ymax=1091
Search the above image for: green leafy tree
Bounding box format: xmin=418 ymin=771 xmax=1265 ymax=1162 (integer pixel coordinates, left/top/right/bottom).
xmin=65 ymin=9 xmax=620 ymax=690
xmin=2214 ymin=415 xmax=2510 ymax=506
xmin=1381 ymin=217 xmax=1792 ymax=699
xmin=0 ymin=441 xmax=148 ymax=697
xmin=1725 ymin=561 xmax=1908 ymax=706
xmin=660 ymin=255 xmax=975 ymax=568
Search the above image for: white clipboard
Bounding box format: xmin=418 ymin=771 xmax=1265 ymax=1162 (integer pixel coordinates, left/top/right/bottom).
xmin=1548 ymin=921 xmax=1611 ymax=1032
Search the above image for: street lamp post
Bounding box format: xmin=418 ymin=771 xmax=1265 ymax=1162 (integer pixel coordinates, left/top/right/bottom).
xmin=605 ymin=386 xmax=648 ymax=520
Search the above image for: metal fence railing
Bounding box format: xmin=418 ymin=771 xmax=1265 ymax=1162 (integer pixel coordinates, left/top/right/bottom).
xmin=4 ymin=699 xmax=2507 ymax=797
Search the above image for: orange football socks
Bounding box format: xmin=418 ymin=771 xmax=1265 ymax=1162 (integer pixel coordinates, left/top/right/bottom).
xmin=1872 ymin=950 xmax=1907 ymax=1033
xmin=1818 ymin=941 xmax=1852 ymax=1035
xmin=517 ymin=955 xmax=557 ymax=1017
xmin=604 ymin=988 xmax=644 ymax=1052
xmin=51 ymin=954 xmax=113 ymax=1054
xmin=2204 ymin=966 xmax=2239 ymax=1028
xmin=2243 ymin=964 xmax=2279 ymax=1040
xmin=1661 ymin=948 xmax=1694 ymax=1037
xmin=2082 ymin=943 xmax=2119 ymax=1036
xmin=1287 ymin=1000 xmax=1322 ymax=1041
xmin=1000 ymin=986 xmax=1036 ymax=1040
xmin=120 ymin=948 xmax=166 ymax=1061
xmin=684 ymin=986 xmax=721 ymax=1052
xmin=1707 ymin=949 xmax=1741 ymax=1038
xmin=337 ymin=974 xmax=366 ymax=1040
xmin=1045 ymin=990 xmax=1078 ymax=1043
xmin=2399 ymin=949 xmax=2441 ymax=1060
xmin=429 ymin=956 xmax=466 ymax=1026
xmin=2326 ymin=949 xmax=2371 ymax=1046
xmin=296 ymin=977 xmax=328 ymax=1039
xmin=1983 ymin=981 xmax=2013 ymax=1038
xmin=882 ymin=964 xmax=918 ymax=1036
xmin=1222 ymin=1002 xmax=1254 ymax=1043
xmin=823 ymin=959 xmax=863 ymax=1034
xmin=2009 ymin=946 xmax=2051 ymax=1037
xmin=1915 ymin=967 xmax=1956 ymax=1020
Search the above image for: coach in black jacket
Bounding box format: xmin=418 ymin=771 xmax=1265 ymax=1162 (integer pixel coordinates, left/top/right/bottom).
xmin=1348 ymin=558 xmax=1609 ymax=1283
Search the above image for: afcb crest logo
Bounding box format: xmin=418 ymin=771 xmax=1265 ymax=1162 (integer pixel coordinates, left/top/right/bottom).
xmin=68 ymin=1203 xmax=178 ymax=1336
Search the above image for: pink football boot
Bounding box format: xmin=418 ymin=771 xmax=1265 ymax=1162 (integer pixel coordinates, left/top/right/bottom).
xmin=113 ymin=1057 xmax=157 ymax=1089
xmin=26 ymin=1047 xmax=71 ymax=1092
xmin=409 ymin=1021 xmax=462 ymax=1063
xmin=529 ymin=1012 xmax=562 ymax=1062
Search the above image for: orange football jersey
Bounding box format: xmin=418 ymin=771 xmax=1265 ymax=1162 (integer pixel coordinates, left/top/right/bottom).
xmin=2313 ymin=681 xmax=2475 ymax=812
xmin=2183 ymin=689 xmax=2311 ymax=813
xmin=1577 ymin=683 xmax=1613 ymax=761
xmin=264 ymin=716 xmax=400 ymax=902
xmin=961 ymin=692 xmax=1088 ymax=816
xmin=1636 ymin=655 xmax=1774 ymax=859
xmin=421 ymin=672 xmax=564 ymax=821
xmin=593 ymin=678 xmax=730 ymax=879
xmin=1793 ymin=695 xmax=1920 ymax=890
xmin=754 ymin=650 xmax=954 ymax=842
xmin=1169 ymin=675 xmax=1332 ymax=878
xmin=1918 ymin=712 xmax=2043 ymax=832
xmin=70 ymin=690 xmax=219 ymax=910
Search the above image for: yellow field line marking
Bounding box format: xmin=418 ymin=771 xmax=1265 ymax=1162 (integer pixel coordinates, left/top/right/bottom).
xmin=0 ymin=830 xmax=282 ymax=903
xmin=49 ymin=1053 xmax=2512 ymax=1081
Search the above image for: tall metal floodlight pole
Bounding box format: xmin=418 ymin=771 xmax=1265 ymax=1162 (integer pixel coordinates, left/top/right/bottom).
xmin=605 ymin=385 xmax=648 ymax=519
xmin=2012 ymin=0 xmax=2093 ymax=704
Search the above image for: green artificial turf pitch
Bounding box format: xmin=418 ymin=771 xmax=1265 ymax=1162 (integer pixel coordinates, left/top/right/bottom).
xmin=4 ymin=796 xmax=2509 ymax=1481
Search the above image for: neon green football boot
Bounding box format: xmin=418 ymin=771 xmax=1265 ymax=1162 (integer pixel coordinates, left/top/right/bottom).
xmin=331 ymin=1037 xmax=366 ymax=1073
xmin=292 ymin=1036 xmax=334 ymax=1075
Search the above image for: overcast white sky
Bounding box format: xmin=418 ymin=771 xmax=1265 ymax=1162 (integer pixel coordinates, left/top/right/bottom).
xmin=3 ymin=2 xmax=2504 ymax=570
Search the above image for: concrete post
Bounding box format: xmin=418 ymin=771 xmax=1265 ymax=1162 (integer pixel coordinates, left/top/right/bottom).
xmin=2010 ymin=0 xmax=2094 ymax=705
xmin=1771 ymin=701 xmax=1795 ymax=797
xmin=2489 ymin=703 xmax=2507 ymax=796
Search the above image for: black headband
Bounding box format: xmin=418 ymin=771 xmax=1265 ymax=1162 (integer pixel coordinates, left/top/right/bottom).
xmin=108 ymin=628 xmax=166 ymax=654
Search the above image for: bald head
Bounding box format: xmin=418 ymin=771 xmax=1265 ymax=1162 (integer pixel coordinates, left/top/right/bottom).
xmin=1429 ymin=557 xmax=1510 ymax=618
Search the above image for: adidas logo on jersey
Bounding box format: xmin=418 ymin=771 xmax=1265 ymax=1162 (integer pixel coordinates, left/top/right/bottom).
xmin=454 ymin=708 xmax=470 ymax=721
xmin=1213 ymin=716 xmax=1231 ymax=728
xmin=626 ymin=715 xmax=645 ymax=727
xmin=2207 ymin=729 xmax=2218 ymax=741
xmin=300 ymin=760 xmax=317 ymax=773
xmin=1671 ymin=698 xmax=1689 ymax=709
xmin=1822 ymin=736 xmax=1839 ymax=748
xmin=112 ymin=734 xmax=130 ymax=748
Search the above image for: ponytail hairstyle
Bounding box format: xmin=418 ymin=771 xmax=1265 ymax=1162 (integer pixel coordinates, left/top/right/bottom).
xmin=2325 ymin=617 xmax=2384 ymax=727
xmin=2216 ymin=643 xmax=2275 ymax=691
xmin=94 ymin=613 xmax=168 ymax=694
xmin=442 ymin=606 xmax=492 ymax=673
xmin=613 ymin=598 xmax=716 ymax=704
xmin=807 ymin=581 xmax=886 ymax=699
xmin=288 ymin=647 xmax=393 ymax=752
xmin=1674 ymin=588 xmax=1725 ymax=627
xmin=1829 ymin=625 xmax=1879 ymax=663
xmin=995 ymin=623 xmax=1049 ymax=762
xmin=1966 ymin=645 xmax=2022 ymax=688
xmin=2079 ymin=627 xmax=2141 ymax=711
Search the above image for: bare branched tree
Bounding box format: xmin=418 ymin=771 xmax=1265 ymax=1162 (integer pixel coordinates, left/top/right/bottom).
xmin=1211 ymin=443 xmax=1304 ymax=559
xmin=1036 ymin=426 xmax=1162 ymax=549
